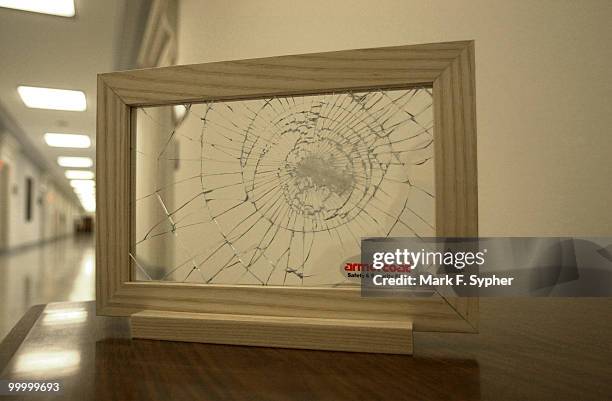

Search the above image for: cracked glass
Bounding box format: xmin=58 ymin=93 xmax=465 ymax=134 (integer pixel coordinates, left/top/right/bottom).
xmin=133 ymin=87 xmax=435 ymax=286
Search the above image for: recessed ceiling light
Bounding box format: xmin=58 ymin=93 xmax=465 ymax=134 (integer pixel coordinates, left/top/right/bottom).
xmin=0 ymin=0 xmax=75 ymax=17
xmin=57 ymin=157 xmax=92 ymax=168
xmin=75 ymin=188 xmax=95 ymax=195
xmin=65 ymin=170 xmax=94 ymax=180
xmin=44 ymin=133 xmax=91 ymax=148
xmin=73 ymin=189 xmax=95 ymax=198
xmin=18 ymin=86 xmax=86 ymax=111
xmin=70 ymin=179 xmax=95 ymax=189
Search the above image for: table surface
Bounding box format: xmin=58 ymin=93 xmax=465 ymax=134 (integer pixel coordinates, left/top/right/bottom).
xmin=0 ymin=299 xmax=610 ymax=401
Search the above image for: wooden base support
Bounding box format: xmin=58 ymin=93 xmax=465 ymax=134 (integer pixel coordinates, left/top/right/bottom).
xmin=130 ymin=310 xmax=413 ymax=355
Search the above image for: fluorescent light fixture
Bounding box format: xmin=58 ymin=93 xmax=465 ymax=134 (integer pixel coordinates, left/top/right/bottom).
xmin=65 ymin=170 xmax=94 ymax=180
xmin=70 ymin=179 xmax=95 ymax=189
xmin=58 ymin=157 xmax=92 ymax=168
xmin=0 ymin=0 xmax=75 ymax=17
xmin=77 ymin=190 xmax=94 ymax=196
xmin=18 ymin=86 xmax=86 ymax=111
xmin=74 ymin=186 xmax=94 ymax=194
xmin=75 ymin=190 xmax=95 ymax=198
xmin=44 ymin=133 xmax=91 ymax=148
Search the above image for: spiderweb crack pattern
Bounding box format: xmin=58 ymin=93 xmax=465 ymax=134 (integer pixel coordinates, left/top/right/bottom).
xmin=134 ymin=88 xmax=435 ymax=286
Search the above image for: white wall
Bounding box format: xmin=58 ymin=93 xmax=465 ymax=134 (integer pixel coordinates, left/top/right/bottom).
xmin=40 ymin=176 xmax=81 ymax=241
xmin=0 ymin=133 xmax=40 ymax=248
xmin=176 ymin=0 xmax=612 ymax=236
xmin=0 ymin=132 xmax=81 ymax=251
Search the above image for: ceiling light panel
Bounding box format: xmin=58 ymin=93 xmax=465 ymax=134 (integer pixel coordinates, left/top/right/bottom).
xmin=44 ymin=133 xmax=91 ymax=148
xmin=0 ymin=0 xmax=75 ymax=17
xmin=57 ymin=157 xmax=93 ymax=168
xmin=18 ymin=86 xmax=86 ymax=111
xmin=65 ymin=170 xmax=94 ymax=180
xmin=70 ymin=179 xmax=95 ymax=189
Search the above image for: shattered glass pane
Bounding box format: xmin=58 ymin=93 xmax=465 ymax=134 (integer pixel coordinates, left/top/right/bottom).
xmin=133 ymin=88 xmax=435 ymax=286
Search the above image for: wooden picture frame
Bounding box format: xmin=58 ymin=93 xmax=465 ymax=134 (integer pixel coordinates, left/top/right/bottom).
xmin=96 ymin=40 xmax=478 ymax=354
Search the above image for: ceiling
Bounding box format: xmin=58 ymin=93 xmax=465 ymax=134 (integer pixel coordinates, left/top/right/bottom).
xmin=0 ymin=0 xmax=149 ymax=209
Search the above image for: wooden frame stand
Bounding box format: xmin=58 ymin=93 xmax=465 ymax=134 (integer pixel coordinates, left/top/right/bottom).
xmin=130 ymin=311 xmax=413 ymax=354
xmin=98 ymin=40 xmax=478 ymax=355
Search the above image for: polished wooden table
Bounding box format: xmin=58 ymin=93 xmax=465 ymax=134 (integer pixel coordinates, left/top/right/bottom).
xmin=0 ymin=299 xmax=610 ymax=401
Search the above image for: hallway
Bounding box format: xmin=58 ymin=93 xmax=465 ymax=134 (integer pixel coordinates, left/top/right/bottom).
xmin=0 ymin=234 xmax=94 ymax=340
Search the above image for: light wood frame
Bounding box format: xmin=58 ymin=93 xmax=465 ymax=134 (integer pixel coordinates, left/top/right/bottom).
xmin=96 ymin=41 xmax=478 ymax=350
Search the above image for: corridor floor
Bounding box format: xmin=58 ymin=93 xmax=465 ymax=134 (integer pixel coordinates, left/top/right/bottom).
xmin=0 ymin=234 xmax=95 ymax=340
